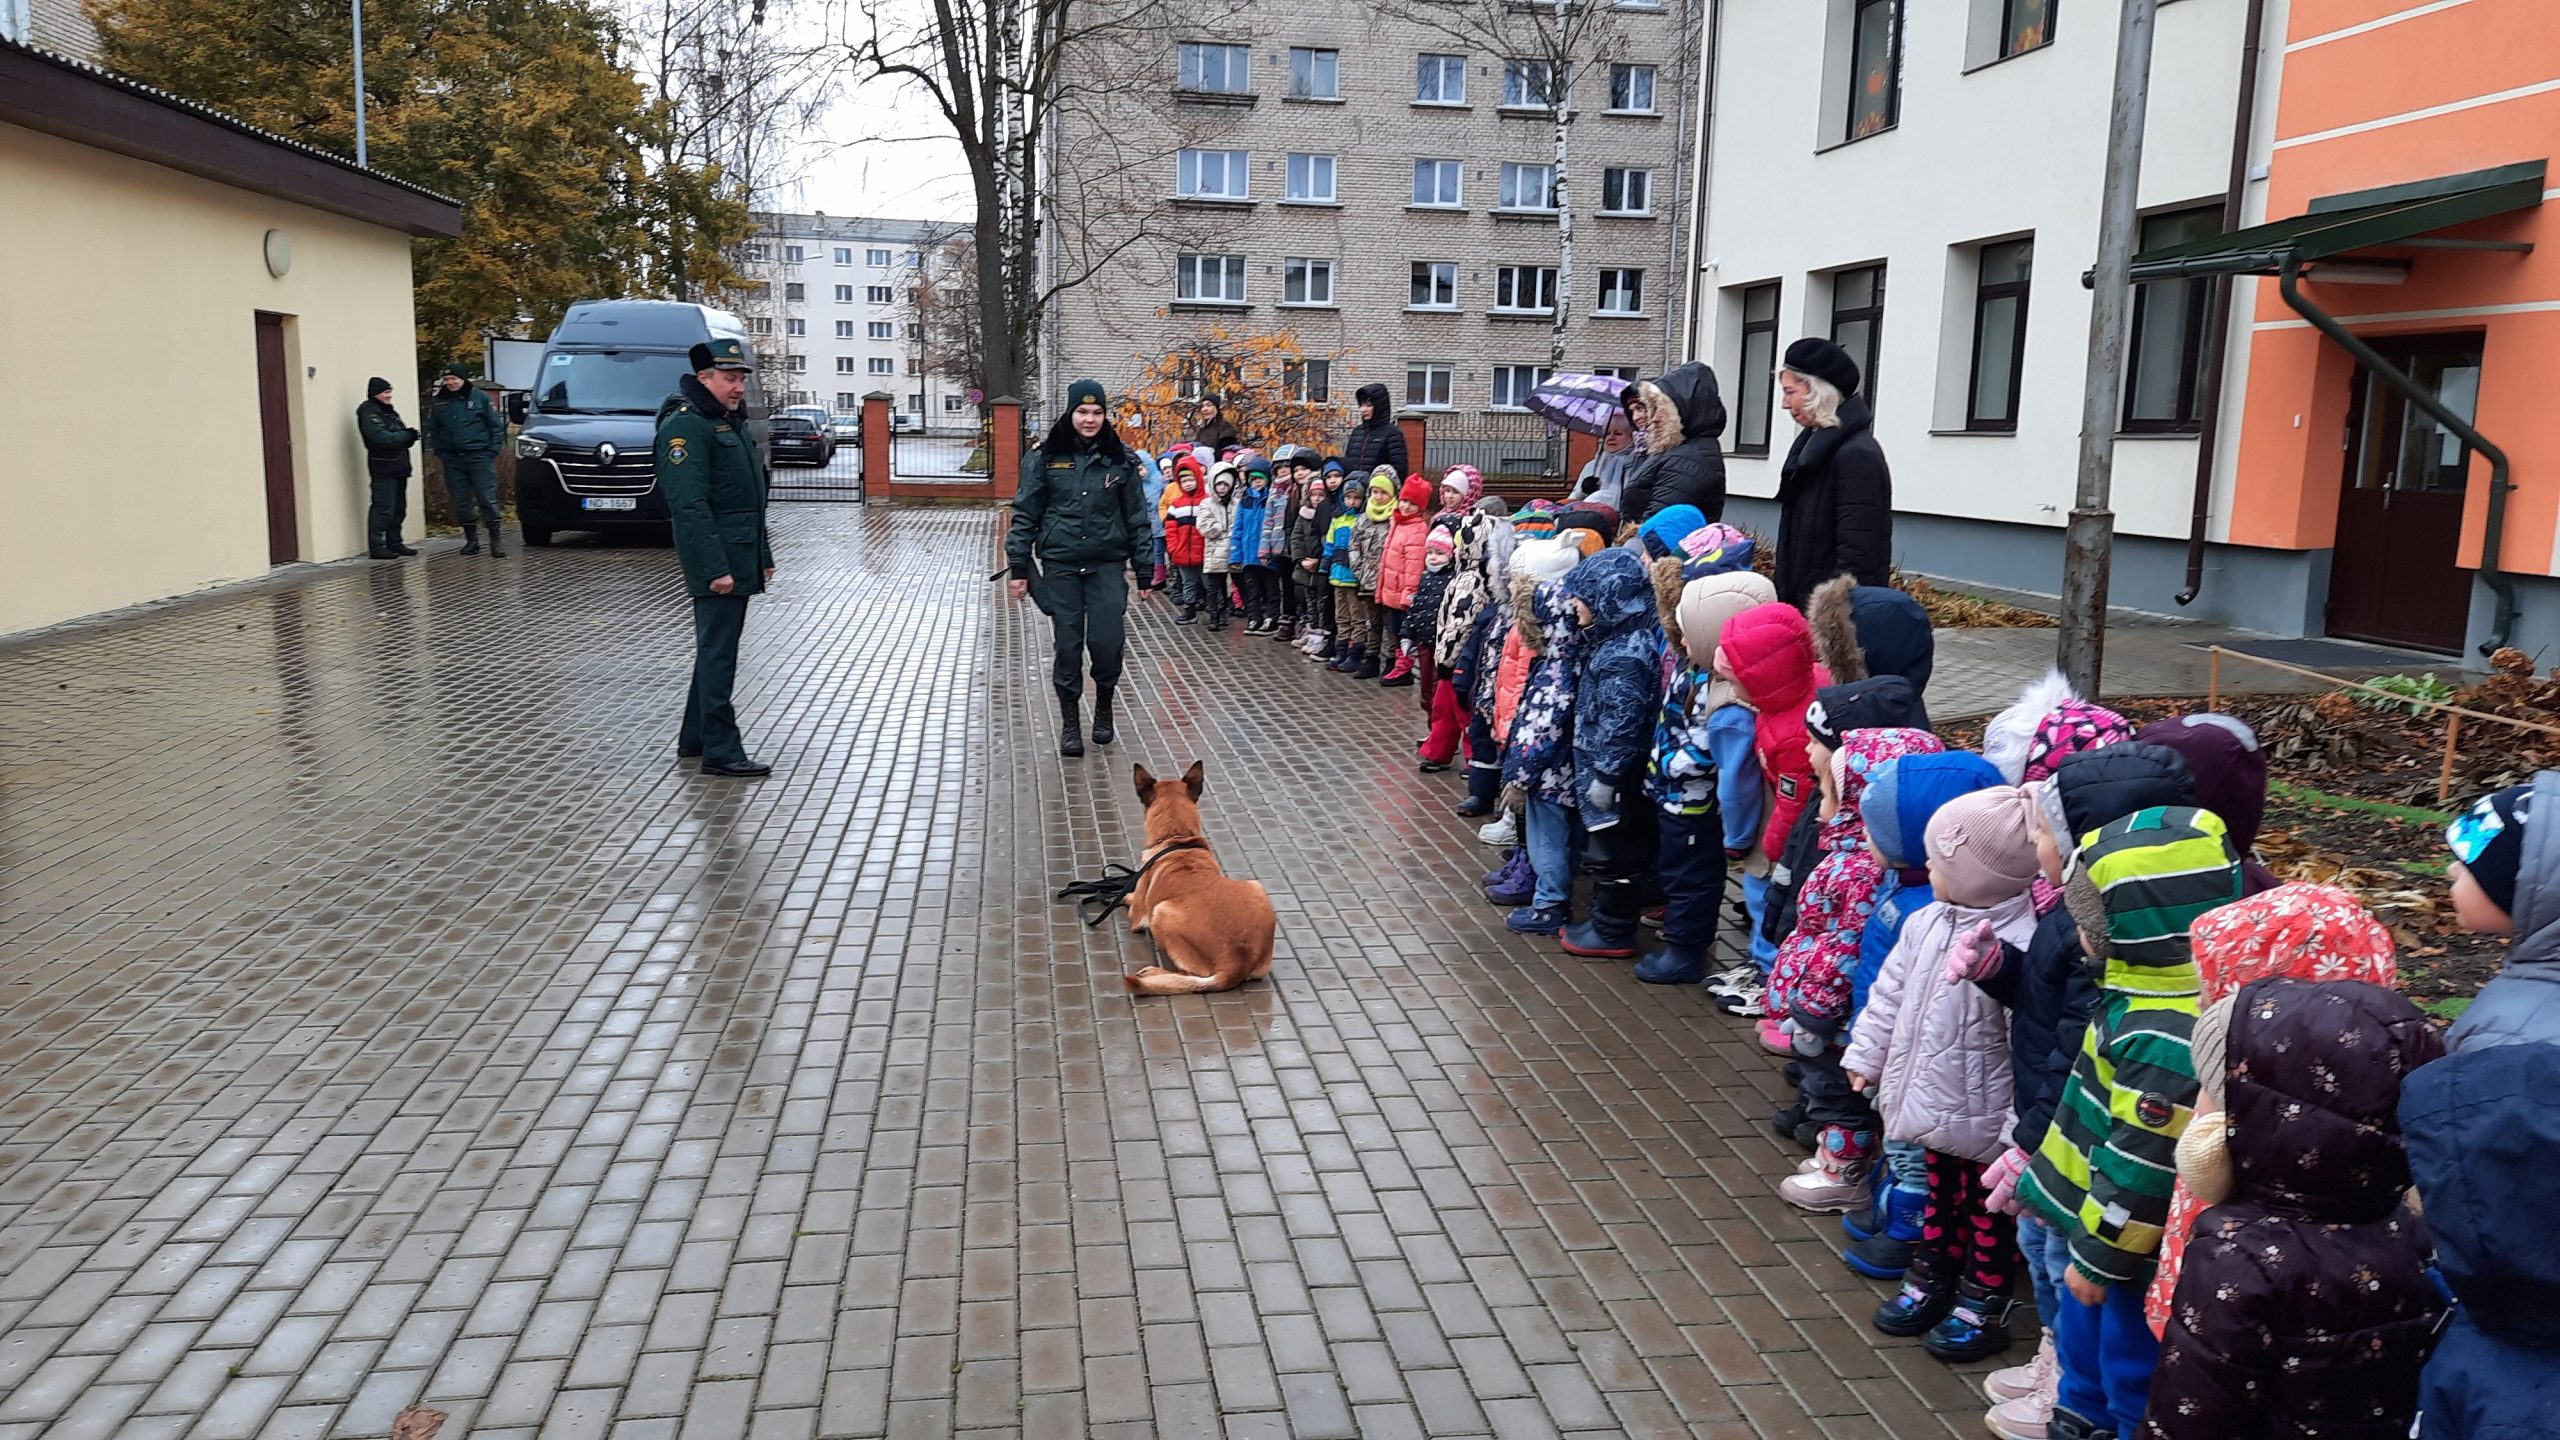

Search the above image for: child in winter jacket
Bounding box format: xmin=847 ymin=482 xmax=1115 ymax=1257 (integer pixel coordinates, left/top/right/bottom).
xmin=1500 ymin=541 xmax=1586 ymax=936
xmin=1339 ymin=469 xmax=1398 ymax=677
xmin=2141 ymin=976 xmax=2443 ymax=1440
xmin=1770 ymin=723 xmax=1944 ymax=1210
xmin=2440 ymin=772 xmax=2555 ymax=1052
xmin=1196 ymin=464 xmax=1235 ymax=631
xmin=1555 ymin=547 xmax=1666 ymax=958
xmin=1229 ymin=452 xmax=1276 ymax=633
xmin=1633 ymin=561 xmax=1773 ymax=984
xmin=1836 ymin=750 xmax=2005 ymax=1284
xmin=1846 ymin=785 xmax=2044 ymax=1361
xmin=1439 ymin=503 xmax=1517 ymax=810
xmin=2017 ymin=806 xmax=2241 ymax=1440
xmin=1164 ymin=462 xmax=1206 ymax=622
xmin=1481 ymin=539 xmax=1583 ymax=906
xmin=1410 ymin=524 xmax=1463 ymax=767
xmin=1297 ymin=461 xmax=1348 ymax=658
xmin=1374 ymin=476 xmax=1436 ymax=687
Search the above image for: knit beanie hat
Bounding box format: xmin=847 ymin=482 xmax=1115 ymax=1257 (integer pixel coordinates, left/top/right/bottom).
xmin=1514 ymin=536 xmax=1580 ymax=585
xmin=1441 ymin=465 xmax=1482 ymax=506
xmin=1637 ymin=504 xmax=1707 ymax=560
xmin=1324 ymin=459 xmax=1345 ymax=476
xmin=1925 ymin=786 xmax=2045 ymax=907
xmin=1426 ymin=527 xmax=1457 ymax=560
xmin=1399 ymin=475 xmax=1435 ymax=508
xmin=1238 ymin=449 xmax=1272 ymax=479
xmin=441 ymin=362 xmax=471 ymax=381
xmin=1864 ymin=751 xmax=2004 ymax=870
xmin=1064 ymin=377 xmax=1108 ymax=412
xmin=2025 ymin=700 xmax=2136 ymax=784
xmin=2191 ymin=994 xmax=2239 ymax=1105
xmin=2139 ymin=714 xmax=2269 ymax=853
xmin=2191 ymin=881 xmax=2398 ymax=1001
xmin=368 ymin=376 xmax=393 ymax=396
xmin=1679 ymin=523 xmax=1756 ymax=579
xmin=2446 ymin=782 xmax=2533 ymax=918
xmin=1371 ymin=463 xmax=1400 ymax=485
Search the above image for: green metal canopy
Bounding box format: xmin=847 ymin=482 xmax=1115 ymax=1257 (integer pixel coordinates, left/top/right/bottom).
xmin=2126 ymin=160 xmax=2547 ymax=283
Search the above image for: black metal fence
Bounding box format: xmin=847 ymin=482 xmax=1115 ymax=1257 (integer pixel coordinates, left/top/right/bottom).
xmin=1423 ymin=413 xmax=1564 ymax=484
xmin=768 ymin=445 xmax=864 ymax=502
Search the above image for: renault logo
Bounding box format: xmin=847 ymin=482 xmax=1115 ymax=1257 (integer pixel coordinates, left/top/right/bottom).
xmin=596 ymin=443 xmax=618 ymax=467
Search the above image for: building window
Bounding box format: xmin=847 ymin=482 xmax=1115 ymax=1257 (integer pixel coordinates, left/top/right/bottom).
xmin=787 ymin=354 xmax=807 ymax=373
xmin=907 ymin=392 xmax=925 ymax=411
xmin=1410 ymin=261 xmax=1457 ymax=309
xmin=945 ymin=395 xmax=969 ymax=412
xmin=1599 ymin=167 xmax=1652 ymax=214
xmin=1597 ymin=269 xmax=1644 ymax=315
xmin=1177 ymin=253 xmax=1248 ymax=302
xmin=1967 ymin=238 xmax=2033 ymax=431
xmin=1412 ymin=159 xmax=1463 ymax=207
xmin=1590 ymin=365 xmax=1640 ymax=382
xmin=1416 ymin=53 xmax=1466 ymax=104
xmin=1177 ymin=148 xmax=1250 ymax=199
xmin=2124 ymin=206 xmax=2219 ymax=432
xmin=747 ymin=316 xmax=774 ymax=335
xmin=784 ymin=318 xmax=805 ymax=337
xmin=867 ymin=285 xmax=893 ymax=304
xmin=743 ymin=244 xmax=770 ymax=262
xmin=866 ymin=247 xmax=891 ymax=266
xmin=783 ymin=245 xmax=804 ymax=263
xmin=837 ymin=392 xmax=860 ymax=410
xmin=1491 ymin=365 xmax=1553 ymax=410
xmin=1829 ymin=264 xmax=1885 ymax=402
xmin=1607 ymin=64 xmax=1655 ymax=113
xmin=1179 ymin=41 xmax=1251 ymax=93
xmin=1495 ymin=265 xmax=1558 ymax=313
xmin=837 ymin=357 xmax=858 ymax=374
xmin=1284 ymin=257 xmax=1335 ymax=305
xmin=785 ymin=282 xmax=806 ymax=302
xmin=1498 ymin=163 xmax=1557 ymax=211
xmin=836 ymin=320 xmax=856 ymax=338
xmin=1284 ymin=358 xmax=1332 ymax=402
xmin=2001 ymin=0 xmax=2053 ymax=57
xmin=869 ymin=356 xmax=895 ymax=375
xmin=1847 ymin=0 xmax=1902 ymax=141
xmin=1734 ymin=281 xmax=1780 ymax=455
xmin=1502 ymin=59 xmax=1560 ymax=108
xmin=1288 ymin=47 xmax=1338 ymax=99
xmin=832 ymin=284 xmax=852 ymax=302
xmin=905 ymin=322 xmax=922 ymax=339
xmin=1405 ymin=362 xmax=1454 ymax=409
xmin=905 ymin=251 xmax=922 ymax=268
xmin=835 ymin=247 xmax=853 ymax=265
xmin=1285 ymin=153 xmax=1336 ymax=202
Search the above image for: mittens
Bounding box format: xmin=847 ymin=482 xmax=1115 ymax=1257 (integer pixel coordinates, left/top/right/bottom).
xmin=1982 ymin=1146 xmax=2031 ymax=1215
xmin=1944 ymin=918 xmax=2006 ymax=984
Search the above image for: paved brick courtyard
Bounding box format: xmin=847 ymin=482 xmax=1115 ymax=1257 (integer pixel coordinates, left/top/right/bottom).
xmin=3 ymin=505 xmax=2035 ymax=1439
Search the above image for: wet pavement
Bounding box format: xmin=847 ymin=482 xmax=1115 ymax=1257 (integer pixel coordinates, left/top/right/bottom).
xmin=6 ymin=506 xmax=2033 ymax=1439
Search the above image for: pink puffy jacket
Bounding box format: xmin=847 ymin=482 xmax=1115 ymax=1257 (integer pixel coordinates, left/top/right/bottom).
xmin=1375 ymin=514 xmax=1429 ymax=610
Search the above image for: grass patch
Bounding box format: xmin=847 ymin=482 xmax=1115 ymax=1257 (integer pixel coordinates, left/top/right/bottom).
xmin=2269 ymin=778 xmax=2455 ymax=828
xmin=2395 ymin=858 xmax=2450 ymax=880
xmin=2420 ymin=996 xmax=2474 ymax=1022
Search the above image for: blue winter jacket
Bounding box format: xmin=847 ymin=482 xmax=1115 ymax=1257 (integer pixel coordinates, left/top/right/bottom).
xmin=1502 ymin=582 xmax=1581 ymax=807
xmin=1563 ymin=547 xmax=1664 ymax=830
xmin=1141 ymin=453 xmax=1168 ymax=538
xmin=2404 ymin=1043 xmax=2560 ymax=1440
xmin=1229 ymin=487 xmax=1270 ymax=568
xmin=1851 ymin=752 xmax=2003 ymax=1024
xmin=1708 ymin=705 xmax=1760 ymax=852
xmin=1646 ymin=665 xmax=1718 ymax=816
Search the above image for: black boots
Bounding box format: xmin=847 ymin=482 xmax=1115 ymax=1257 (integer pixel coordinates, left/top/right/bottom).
xmin=390 ymin=539 xmax=418 ymax=556
xmin=487 ymin=527 xmax=508 ymax=558
xmin=1057 ymin=687 xmax=1085 ymax=758
xmin=369 ymin=536 xmax=397 ymax=559
xmin=460 ymin=525 xmax=481 ymax=555
xmin=1090 ymin=687 xmax=1118 ymax=747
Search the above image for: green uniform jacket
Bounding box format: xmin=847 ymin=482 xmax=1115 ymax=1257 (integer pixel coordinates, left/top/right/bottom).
xmin=424 ymin=385 xmax=504 ymax=458
xmin=1007 ymin=440 xmax=1149 ymax=581
xmin=656 ymin=386 xmax=774 ymax=599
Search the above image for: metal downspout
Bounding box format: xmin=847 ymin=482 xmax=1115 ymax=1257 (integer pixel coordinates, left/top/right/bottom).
xmin=2174 ymin=0 xmax=2266 ymax=606
xmin=1679 ymin=0 xmax=1722 ymax=364
xmin=2277 ymin=255 xmax=2518 ymax=655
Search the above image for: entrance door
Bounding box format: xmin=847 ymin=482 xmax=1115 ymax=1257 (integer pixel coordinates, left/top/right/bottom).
xmin=254 ymin=312 xmax=299 ymax=565
xmin=2325 ymin=333 xmax=2482 ymax=652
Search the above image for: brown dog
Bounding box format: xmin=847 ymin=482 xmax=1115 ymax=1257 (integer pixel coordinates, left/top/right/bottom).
xmin=1123 ymin=762 xmax=1276 ymax=995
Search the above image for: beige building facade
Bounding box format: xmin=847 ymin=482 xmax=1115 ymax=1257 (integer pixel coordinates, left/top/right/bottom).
xmin=0 ymin=39 xmax=461 ymax=636
xmin=1049 ymin=0 xmax=1700 ymax=424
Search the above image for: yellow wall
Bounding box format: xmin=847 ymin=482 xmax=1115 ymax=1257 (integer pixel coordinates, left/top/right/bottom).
xmin=0 ymin=121 xmax=423 ymax=635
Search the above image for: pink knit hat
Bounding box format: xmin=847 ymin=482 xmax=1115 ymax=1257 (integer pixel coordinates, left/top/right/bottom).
xmin=1923 ymin=786 xmax=2044 ymax=908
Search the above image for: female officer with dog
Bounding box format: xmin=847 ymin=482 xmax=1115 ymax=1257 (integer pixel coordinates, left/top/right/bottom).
xmin=1008 ymin=379 xmax=1151 ymax=758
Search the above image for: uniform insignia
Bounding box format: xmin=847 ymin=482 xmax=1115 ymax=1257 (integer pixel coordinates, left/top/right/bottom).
xmin=668 ymin=437 xmax=690 ymax=465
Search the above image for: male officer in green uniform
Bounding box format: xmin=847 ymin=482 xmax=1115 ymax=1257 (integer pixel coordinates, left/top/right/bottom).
xmin=425 ymin=363 xmax=508 ymax=555
xmin=1007 ymin=378 xmax=1149 ymax=757
xmin=657 ymin=338 xmax=775 ymax=777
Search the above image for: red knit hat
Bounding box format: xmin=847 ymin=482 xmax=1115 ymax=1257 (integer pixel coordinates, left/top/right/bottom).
xmin=1399 ymin=476 xmax=1435 ymax=507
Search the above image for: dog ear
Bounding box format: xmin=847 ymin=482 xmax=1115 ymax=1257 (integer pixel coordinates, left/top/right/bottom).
xmin=1182 ymin=760 xmax=1205 ymax=800
xmin=1132 ymin=764 xmax=1156 ymax=804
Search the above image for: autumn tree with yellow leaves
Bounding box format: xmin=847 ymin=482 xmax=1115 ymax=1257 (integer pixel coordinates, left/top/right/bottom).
xmin=1122 ymin=327 xmax=1352 ymax=460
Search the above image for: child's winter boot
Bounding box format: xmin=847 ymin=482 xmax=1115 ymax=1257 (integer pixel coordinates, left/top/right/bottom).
xmin=1558 ymin=914 xmax=1637 ymax=959
xmin=1872 ymin=1264 xmax=1959 ymax=1339
xmin=1982 ymin=1331 xmax=2059 ymax=1440
xmin=1483 ymin=850 xmax=1535 ymax=907
xmin=1924 ymin=1283 xmax=2015 ymax=1363
xmin=1379 ymin=647 xmax=1416 ymax=686
xmin=1352 ymin=647 xmax=1381 ymax=680
xmin=1632 ymin=942 xmax=1708 ymax=985
xmin=1842 ymin=1186 xmax=1925 ymax=1279
xmin=1780 ymin=1129 xmax=1872 ymax=1212
xmin=1505 ymin=901 xmax=1569 ymax=936
xmin=1328 ymin=642 xmax=1360 ymax=673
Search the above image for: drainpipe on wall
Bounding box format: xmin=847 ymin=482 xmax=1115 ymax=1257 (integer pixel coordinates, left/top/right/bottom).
xmin=1660 ymin=0 xmax=1702 ymax=372
xmin=1678 ymin=0 xmax=1722 ymax=365
xmin=2174 ymin=0 xmax=2267 ymax=606
xmin=2277 ymin=256 xmax=2518 ymax=655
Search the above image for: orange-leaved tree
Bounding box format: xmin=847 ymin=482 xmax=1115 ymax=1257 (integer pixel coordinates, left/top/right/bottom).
xmin=1122 ymin=327 xmax=1350 ymax=460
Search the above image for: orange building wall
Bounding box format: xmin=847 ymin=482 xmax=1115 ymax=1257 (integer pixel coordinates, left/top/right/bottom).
xmin=2227 ymin=0 xmax=2560 ymax=576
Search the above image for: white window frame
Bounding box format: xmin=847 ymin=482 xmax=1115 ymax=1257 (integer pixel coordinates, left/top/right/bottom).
xmin=1284 ymin=358 xmax=1332 ymax=403
xmin=1599 ymin=167 xmax=1653 ymax=215
xmin=1285 ymin=153 xmax=1336 ymax=203
xmin=1176 ymin=253 xmax=1249 ymax=303
xmin=1498 ymin=162 xmax=1557 ymax=212
xmin=1409 ymin=261 xmax=1458 ymax=310
xmin=944 ymin=394 xmax=970 ymax=412
xmin=1282 ymin=257 xmax=1334 ymax=306
xmin=783 ymin=245 xmax=804 ymax=263
xmin=1607 ymin=63 xmax=1656 ymax=113
xmin=867 ymin=321 xmax=893 ymax=339
xmin=787 ymin=353 xmax=807 ymax=373
xmin=1415 ymin=53 xmax=1466 ymax=105
xmin=868 ymin=356 xmax=895 ymax=375
xmin=784 ymin=318 xmax=806 ymax=337
xmin=1179 ymin=41 xmax=1251 ymax=93
xmin=836 ymin=392 xmax=861 ymax=410
xmin=1596 ymin=268 xmax=1645 ymax=315
xmin=1287 ymin=47 xmax=1338 ymax=100
xmin=1490 ymin=364 xmax=1553 ymax=410
xmin=1404 ymin=362 xmax=1455 ymax=410
xmin=1412 ymin=158 xmax=1463 ymax=208
xmin=1177 ymin=148 xmax=1251 ymax=200
xmin=834 ymin=247 xmax=854 ymax=265
xmin=1502 ymin=59 xmax=1561 ymax=108
xmin=867 ymin=247 xmax=892 ymax=266
xmin=866 ymin=285 xmax=893 ymax=304
xmin=836 ymin=356 xmax=858 ymax=374
xmin=832 ymin=284 xmax=852 ymax=303
xmin=1494 ymin=265 xmax=1559 ymax=313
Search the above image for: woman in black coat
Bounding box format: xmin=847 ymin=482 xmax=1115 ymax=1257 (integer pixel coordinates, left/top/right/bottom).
xmin=1341 ymin=382 xmax=1408 ymax=478
xmin=1771 ymin=338 xmax=1892 ymax=607
xmin=1618 ymin=362 xmax=1727 ymax=526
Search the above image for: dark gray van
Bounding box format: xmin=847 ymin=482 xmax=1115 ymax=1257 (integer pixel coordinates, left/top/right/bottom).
xmin=509 ymin=300 xmax=770 ymax=545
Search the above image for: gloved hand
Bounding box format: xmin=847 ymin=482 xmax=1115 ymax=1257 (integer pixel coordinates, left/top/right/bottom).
xmin=1582 ymin=777 xmax=1617 ymax=814
xmin=1944 ymin=918 xmax=2006 ymax=984
xmin=1982 ymin=1146 xmax=2031 ymax=1215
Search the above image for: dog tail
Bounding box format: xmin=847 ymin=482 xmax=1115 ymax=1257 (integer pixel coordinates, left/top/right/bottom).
xmin=1124 ymin=968 xmax=1224 ymax=995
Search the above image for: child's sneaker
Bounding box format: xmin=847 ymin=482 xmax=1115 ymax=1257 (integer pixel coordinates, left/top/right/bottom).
xmin=1703 ymin=964 xmax=1756 ymax=997
xmin=1477 ymin=813 xmax=1519 ymax=847
xmin=1174 ymin=607 xmax=1198 ymax=626
xmin=1779 ymin=1159 xmax=1869 ymax=1213
xmin=1983 ymin=1329 xmax=2057 ymax=1406
xmin=1483 ymin=850 xmax=1535 ymax=907
xmin=1718 ymin=982 xmax=1770 ymax=1018
xmin=1985 ymin=1390 xmax=2058 ymax=1440
xmin=1641 ymin=904 xmax=1668 ymax=931
xmin=1505 ymin=902 xmax=1569 ymax=936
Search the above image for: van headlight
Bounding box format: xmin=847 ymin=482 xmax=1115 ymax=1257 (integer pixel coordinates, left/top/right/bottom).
xmin=516 ymin=437 xmax=549 ymax=459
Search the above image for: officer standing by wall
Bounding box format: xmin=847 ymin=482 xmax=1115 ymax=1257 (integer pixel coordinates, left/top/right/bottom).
xmin=356 ymin=377 xmax=420 ymax=560
xmin=425 ymin=363 xmax=508 ymax=556
xmin=656 ymin=338 xmax=775 ymax=778
xmin=1008 ymin=379 xmax=1149 ymax=757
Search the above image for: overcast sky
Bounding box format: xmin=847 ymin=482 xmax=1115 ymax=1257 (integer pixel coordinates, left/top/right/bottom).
xmin=767 ymin=0 xmax=973 ymax=224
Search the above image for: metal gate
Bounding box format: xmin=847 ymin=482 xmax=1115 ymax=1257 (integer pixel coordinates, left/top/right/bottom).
xmin=891 ymin=425 xmax=992 ymax=481
xmin=1423 ymin=413 xmax=1563 ymax=485
xmin=768 ymin=441 xmax=864 ymax=502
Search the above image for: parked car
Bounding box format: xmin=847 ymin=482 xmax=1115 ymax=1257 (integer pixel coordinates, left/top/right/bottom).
xmin=829 ymin=413 xmax=862 ymax=445
xmin=780 ymin=404 xmax=832 ymax=430
xmin=768 ymin=414 xmax=834 ymax=467
xmin=507 ymin=300 xmax=770 ymax=546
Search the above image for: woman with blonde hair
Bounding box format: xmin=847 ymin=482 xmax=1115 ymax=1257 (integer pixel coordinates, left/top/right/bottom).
xmin=1772 ymin=338 xmax=1893 ymax=606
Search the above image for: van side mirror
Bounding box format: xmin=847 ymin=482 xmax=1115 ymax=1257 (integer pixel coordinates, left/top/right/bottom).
xmin=505 ymin=392 xmax=528 ymax=426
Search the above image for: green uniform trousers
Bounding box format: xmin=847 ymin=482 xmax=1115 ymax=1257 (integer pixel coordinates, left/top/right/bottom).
xmin=1036 ymin=568 xmax=1129 ymax=693
xmin=441 ymin=453 xmax=502 ymax=528
xmin=682 ymin=593 xmax=751 ymax=764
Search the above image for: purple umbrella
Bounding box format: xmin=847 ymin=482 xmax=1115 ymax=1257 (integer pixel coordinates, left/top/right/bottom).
xmin=1524 ymin=371 xmax=1631 ymax=436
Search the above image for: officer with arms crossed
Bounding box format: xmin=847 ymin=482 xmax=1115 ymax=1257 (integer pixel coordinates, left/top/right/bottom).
xmin=656 ymin=338 xmax=775 ymax=777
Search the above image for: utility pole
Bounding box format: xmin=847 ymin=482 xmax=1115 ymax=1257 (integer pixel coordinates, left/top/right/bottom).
xmin=2057 ymin=0 xmax=2159 ymax=698
xmin=350 ymin=0 xmax=367 ymax=166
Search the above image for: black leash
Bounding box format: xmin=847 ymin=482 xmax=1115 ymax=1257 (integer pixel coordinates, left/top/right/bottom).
xmin=1056 ymin=838 xmax=1211 ymax=928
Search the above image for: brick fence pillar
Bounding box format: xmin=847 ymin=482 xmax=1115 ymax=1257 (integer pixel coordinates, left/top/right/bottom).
xmin=1564 ymin=428 xmax=1598 ymax=487
xmin=990 ymin=397 xmax=1024 ymax=501
xmin=1398 ymin=415 xmax=1427 ymax=480
xmin=861 ymin=391 xmax=892 ymax=499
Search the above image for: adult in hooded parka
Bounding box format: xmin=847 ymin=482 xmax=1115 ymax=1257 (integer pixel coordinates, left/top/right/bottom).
xmin=1010 ymin=379 xmax=1153 ymax=758
xmin=1618 ymin=363 xmax=1729 ymax=527
xmin=1341 ymin=382 xmax=1409 ymax=480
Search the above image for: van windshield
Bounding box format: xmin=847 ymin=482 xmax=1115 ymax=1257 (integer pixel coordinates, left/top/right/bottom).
xmin=536 ymin=349 xmax=693 ymax=414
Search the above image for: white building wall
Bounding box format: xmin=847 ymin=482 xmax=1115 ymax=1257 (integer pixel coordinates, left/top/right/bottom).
xmin=1691 ymin=0 xmax=2257 ymax=548
xmin=749 ymin=215 xmax=972 ymax=426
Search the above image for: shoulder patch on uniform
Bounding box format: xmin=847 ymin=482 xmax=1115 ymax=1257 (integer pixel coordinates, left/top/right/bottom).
xmin=667 ymin=437 xmax=690 ymax=465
